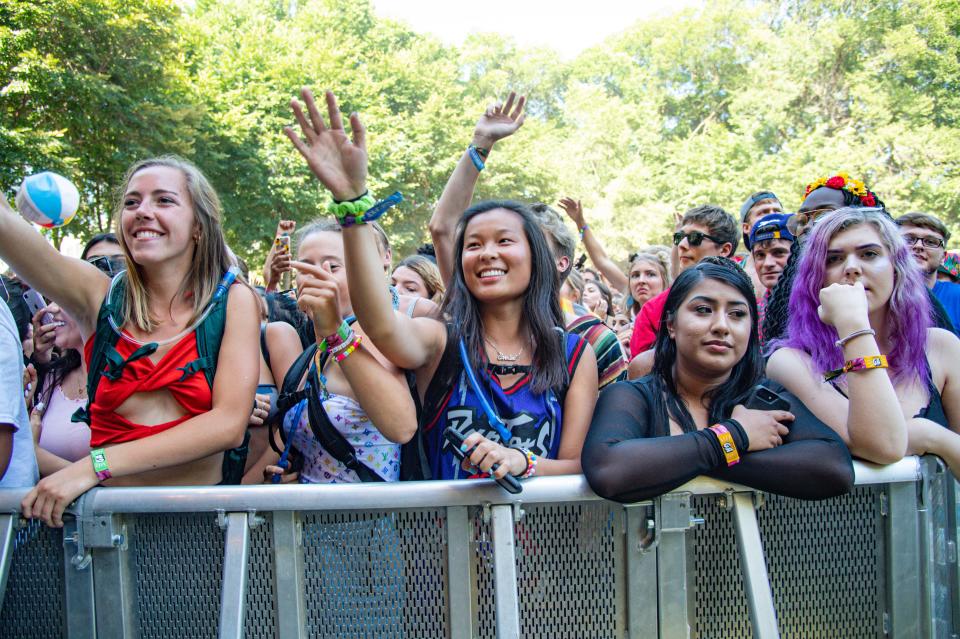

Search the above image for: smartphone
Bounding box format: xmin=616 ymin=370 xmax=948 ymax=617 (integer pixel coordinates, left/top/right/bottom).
xmin=444 ymin=427 xmax=522 ymax=494
xmin=22 ymin=289 xmax=55 ymax=325
xmin=745 ymin=384 xmax=791 ymax=412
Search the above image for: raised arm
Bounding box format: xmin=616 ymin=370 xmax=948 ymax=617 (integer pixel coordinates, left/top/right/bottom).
xmin=767 ymin=282 xmax=908 ymax=464
xmin=22 ymin=284 xmax=261 ymax=526
xmin=558 ymin=198 xmax=628 ymax=291
xmin=0 ymin=191 xmax=109 ymax=336
xmin=429 ymin=93 xmax=526 ymax=286
xmin=283 ymin=88 xmax=445 ymax=373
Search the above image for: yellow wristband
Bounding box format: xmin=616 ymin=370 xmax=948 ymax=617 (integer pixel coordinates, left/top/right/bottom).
xmin=708 ymin=424 xmax=740 ymax=466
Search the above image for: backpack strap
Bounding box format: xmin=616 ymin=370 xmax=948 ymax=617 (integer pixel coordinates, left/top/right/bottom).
xmin=73 ymin=273 xmax=158 ymax=424
xmin=191 ymin=283 xmax=230 ymax=389
xmin=259 ymin=322 xmax=274 ymax=374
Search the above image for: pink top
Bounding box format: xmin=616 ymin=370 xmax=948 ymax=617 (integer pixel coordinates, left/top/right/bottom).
xmin=38 ymin=386 xmax=91 ymax=462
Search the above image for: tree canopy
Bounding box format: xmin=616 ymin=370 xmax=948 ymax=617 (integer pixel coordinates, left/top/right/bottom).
xmin=2 ymin=0 xmax=958 ymax=267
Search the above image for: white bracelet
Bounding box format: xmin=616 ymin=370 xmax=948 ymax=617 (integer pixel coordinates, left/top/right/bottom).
xmin=836 ymin=328 xmax=876 ymax=348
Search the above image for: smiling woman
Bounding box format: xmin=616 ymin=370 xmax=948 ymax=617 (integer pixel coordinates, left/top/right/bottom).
xmin=0 ymin=155 xmax=259 ymax=527
xmin=283 ymin=88 xmax=598 ymax=483
xmin=583 ymin=258 xmax=854 ymax=502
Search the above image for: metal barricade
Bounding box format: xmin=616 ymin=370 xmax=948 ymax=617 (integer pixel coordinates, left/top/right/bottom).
xmin=0 ymin=456 xmax=955 ymax=639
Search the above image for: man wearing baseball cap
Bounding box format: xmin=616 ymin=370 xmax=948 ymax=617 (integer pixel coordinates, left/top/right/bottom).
xmin=748 ymin=213 xmax=794 ymax=344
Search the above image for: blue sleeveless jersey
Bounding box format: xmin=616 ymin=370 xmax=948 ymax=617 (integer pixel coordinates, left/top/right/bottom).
xmin=422 ymin=332 xmax=587 ymax=480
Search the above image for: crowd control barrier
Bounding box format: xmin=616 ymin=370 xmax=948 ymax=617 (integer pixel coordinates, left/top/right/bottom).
xmin=0 ymin=455 xmax=955 ymax=638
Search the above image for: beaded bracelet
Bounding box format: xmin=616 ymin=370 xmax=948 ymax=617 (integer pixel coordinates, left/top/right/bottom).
xmin=707 ymin=425 xmax=740 ymax=466
xmin=329 ymin=331 xmax=358 ymax=356
xmin=90 ymin=448 xmax=112 ymax=482
xmin=518 ymin=448 xmax=539 ymax=479
xmin=823 ymin=354 xmax=888 ymax=382
xmin=334 ymin=335 xmax=362 ymax=363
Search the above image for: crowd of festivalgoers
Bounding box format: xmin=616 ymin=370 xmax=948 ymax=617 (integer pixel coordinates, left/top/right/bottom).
xmin=0 ymin=88 xmax=959 ymax=533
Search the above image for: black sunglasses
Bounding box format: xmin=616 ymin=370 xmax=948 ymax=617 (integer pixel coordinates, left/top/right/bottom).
xmin=86 ymin=255 xmax=127 ymax=277
xmin=673 ymin=230 xmax=724 ymax=247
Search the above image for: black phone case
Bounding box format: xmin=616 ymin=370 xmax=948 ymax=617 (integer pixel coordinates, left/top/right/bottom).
xmin=444 ymin=427 xmax=522 ymax=494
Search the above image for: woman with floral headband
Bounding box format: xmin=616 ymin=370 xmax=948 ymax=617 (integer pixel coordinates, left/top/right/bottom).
xmin=767 ymin=207 xmax=960 ymax=474
xmin=761 ymin=173 xmax=883 ymax=344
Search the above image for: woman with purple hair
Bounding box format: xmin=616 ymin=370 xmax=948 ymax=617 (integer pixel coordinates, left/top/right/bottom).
xmin=767 ymin=207 xmax=960 ymax=474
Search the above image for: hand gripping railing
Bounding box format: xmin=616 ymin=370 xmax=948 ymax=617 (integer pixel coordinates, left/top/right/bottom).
xmin=0 ymin=456 xmax=953 ymax=639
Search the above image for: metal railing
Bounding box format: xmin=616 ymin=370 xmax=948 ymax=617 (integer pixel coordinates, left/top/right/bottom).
xmin=0 ymin=456 xmax=955 ymax=639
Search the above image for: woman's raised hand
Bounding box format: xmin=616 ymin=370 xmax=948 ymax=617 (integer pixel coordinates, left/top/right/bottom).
xmin=558 ymin=197 xmax=586 ymax=229
xmin=284 ymin=88 xmax=367 ymax=201
xmin=817 ymin=281 xmax=871 ymax=334
xmin=731 ymin=405 xmax=794 ymax=452
xmin=472 ymin=91 xmax=526 ymax=149
xmin=291 ymin=260 xmax=343 ymax=339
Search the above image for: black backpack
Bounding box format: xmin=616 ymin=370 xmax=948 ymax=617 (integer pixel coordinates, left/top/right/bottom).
xmin=269 ymin=320 xmax=429 ymax=482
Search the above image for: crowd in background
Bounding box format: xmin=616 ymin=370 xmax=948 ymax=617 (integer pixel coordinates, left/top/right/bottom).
xmin=0 ymin=89 xmax=958 ymax=538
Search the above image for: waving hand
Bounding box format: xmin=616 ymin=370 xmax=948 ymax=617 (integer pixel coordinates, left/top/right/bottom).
xmin=284 ymin=88 xmax=368 ymax=201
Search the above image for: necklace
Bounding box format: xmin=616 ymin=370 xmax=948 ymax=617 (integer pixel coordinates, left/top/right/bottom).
xmin=484 ymin=336 xmax=525 ymax=362
xmin=486 ymin=362 xmax=532 ymax=376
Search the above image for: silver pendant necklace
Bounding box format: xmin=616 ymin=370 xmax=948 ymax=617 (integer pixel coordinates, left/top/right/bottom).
xmin=484 ymin=336 xmax=524 ymax=362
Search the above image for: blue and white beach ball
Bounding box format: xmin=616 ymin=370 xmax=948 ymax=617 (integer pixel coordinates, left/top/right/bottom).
xmin=15 ymin=172 xmax=80 ymax=228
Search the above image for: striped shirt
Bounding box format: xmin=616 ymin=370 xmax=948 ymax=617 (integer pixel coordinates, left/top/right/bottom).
xmin=567 ymin=314 xmax=628 ymax=389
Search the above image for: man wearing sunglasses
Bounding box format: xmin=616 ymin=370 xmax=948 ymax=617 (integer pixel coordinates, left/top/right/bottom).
xmin=629 ymin=204 xmax=739 ymax=358
xmin=896 ymin=211 xmax=960 ymax=329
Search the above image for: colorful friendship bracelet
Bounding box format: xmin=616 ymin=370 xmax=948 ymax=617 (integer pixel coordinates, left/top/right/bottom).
xmin=90 ymin=448 xmax=112 ymax=482
xmin=823 ymin=355 xmax=888 ymax=382
xmin=707 ymin=424 xmax=740 ymax=467
xmin=334 ymin=335 xmax=362 ymax=363
xmin=320 ymin=320 xmax=353 ymax=351
xmin=518 ymin=448 xmax=538 ymax=479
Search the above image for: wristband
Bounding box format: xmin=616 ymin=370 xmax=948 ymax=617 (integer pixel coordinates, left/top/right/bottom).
xmin=707 ymin=425 xmax=740 ymax=467
xmin=824 ymin=354 xmax=888 ymax=382
xmin=516 ymin=448 xmax=538 ymax=479
xmin=320 ymin=321 xmax=352 ymax=351
xmin=90 ymin=448 xmax=112 ymax=481
xmin=329 ymin=331 xmax=358 ymax=356
xmin=336 ymin=191 xmax=404 ymax=228
xmin=334 ymin=335 xmax=362 ymax=363
xmin=329 ymin=191 xmax=376 ymax=218
xmin=467 ymin=145 xmax=487 ymax=172
xmin=578 ymin=224 xmax=589 ymax=240
xmin=835 ymin=328 xmax=876 ymax=348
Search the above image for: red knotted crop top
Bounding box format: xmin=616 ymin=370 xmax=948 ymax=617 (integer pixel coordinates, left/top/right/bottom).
xmin=83 ymin=330 xmax=213 ymax=447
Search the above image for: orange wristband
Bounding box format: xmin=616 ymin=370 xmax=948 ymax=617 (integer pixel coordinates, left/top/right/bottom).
xmin=707 ymin=424 xmax=740 ymax=466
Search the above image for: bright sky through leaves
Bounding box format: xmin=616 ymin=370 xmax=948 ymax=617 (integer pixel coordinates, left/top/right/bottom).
xmin=372 ymin=0 xmax=702 ymax=59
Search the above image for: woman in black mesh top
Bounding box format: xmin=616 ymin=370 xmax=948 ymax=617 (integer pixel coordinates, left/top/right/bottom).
xmin=583 ymin=259 xmax=854 ymax=503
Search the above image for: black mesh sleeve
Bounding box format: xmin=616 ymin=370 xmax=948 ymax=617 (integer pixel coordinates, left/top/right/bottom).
xmin=582 ymin=382 xmax=740 ymax=503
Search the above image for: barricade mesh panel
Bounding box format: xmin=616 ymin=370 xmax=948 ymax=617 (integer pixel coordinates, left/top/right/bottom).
xmin=927 ymin=467 xmax=957 ymax=637
xmin=245 ymin=515 xmax=276 ymax=639
xmin=300 ymin=509 xmax=447 ymax=638
xmin=0 ymin=520 xmax=64 ymax=639
xmin=132 ymin=514 xmax=224 ymax=639
xmin=690 ymin=486 xmax=886 ymax=639
xmin=474 ymin=502 xmax=625 ymax=639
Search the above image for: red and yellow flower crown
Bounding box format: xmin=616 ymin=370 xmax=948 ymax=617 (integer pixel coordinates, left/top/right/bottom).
xmin=802 ymin=172 xmax=877 ymax=207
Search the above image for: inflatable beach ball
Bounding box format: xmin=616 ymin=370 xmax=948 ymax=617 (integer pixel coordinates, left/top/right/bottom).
xmin=15 ymin=172 xmax=80 ymax=228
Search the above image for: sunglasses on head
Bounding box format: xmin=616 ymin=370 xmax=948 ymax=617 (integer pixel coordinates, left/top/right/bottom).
xmin=673 ymin=230 xmax=724 ymax=247
xmin=86 ymin=255 xmax=127 ymax=277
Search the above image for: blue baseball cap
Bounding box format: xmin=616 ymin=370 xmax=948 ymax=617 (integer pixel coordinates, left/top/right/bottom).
xmin=739 ymin=191 xmax=780 ymax=222
xmin=749 ymin=213 xmax=795 ymax=250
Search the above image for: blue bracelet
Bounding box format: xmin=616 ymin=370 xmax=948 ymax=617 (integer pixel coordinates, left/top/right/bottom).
xmin=339 ymin=191 xmax=404 ymax=227
xmin=467 ymin=146 xmax=486 ymax=172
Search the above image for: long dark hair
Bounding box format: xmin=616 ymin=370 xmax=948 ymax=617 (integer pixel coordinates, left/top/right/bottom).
xmin=649 ymin=258 xmax=763 ymax=432
xmin=440 ymin=200 xmax=566 ymax=394
xmin=36 ymin=349 xmax=83 ymax=407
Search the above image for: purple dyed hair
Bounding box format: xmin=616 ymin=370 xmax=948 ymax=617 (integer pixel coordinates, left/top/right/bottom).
xmin=777 ymin=207 xmax=932 ymax=385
